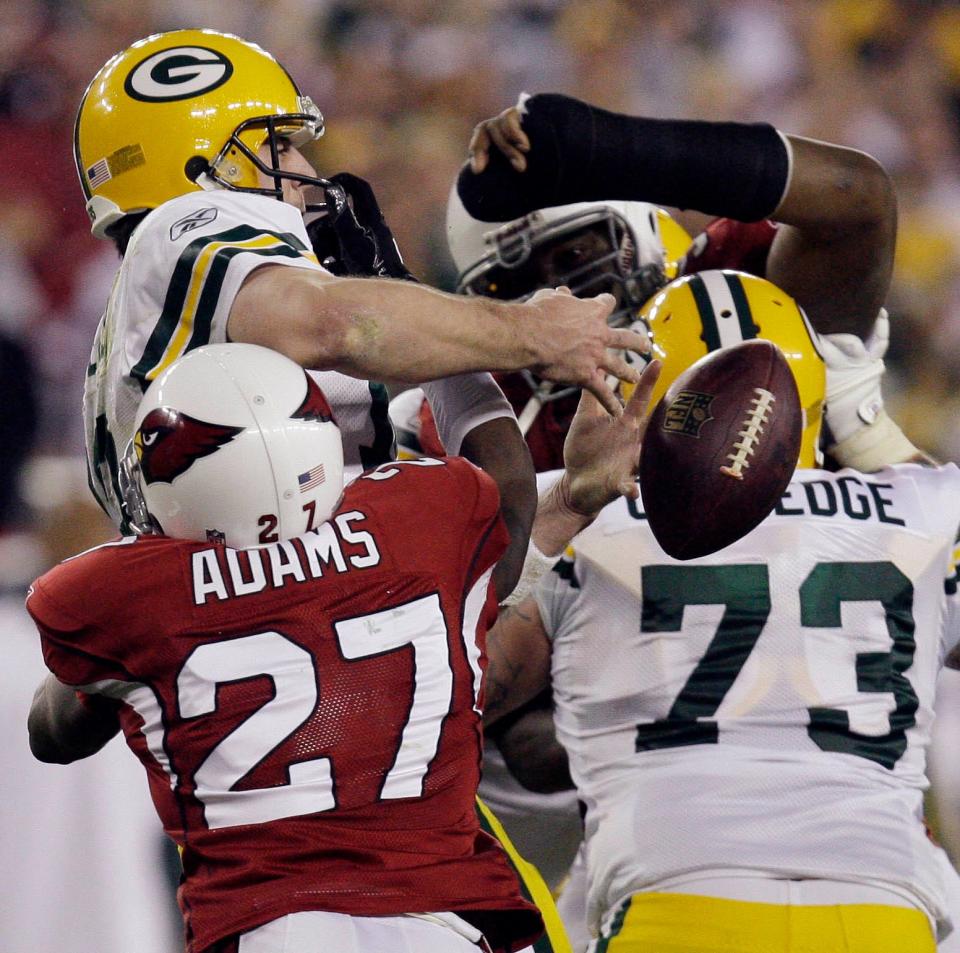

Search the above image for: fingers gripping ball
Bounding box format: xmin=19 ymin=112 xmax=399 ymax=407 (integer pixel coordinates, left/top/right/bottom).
xmin=639 ymin=339 xmax=801 ymax=560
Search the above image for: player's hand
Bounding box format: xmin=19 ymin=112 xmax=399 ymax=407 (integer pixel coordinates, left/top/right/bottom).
xmin=820 ymin=310 xmax=888 ymax=446
xmin=522 ymin=288 xmax=650 ymax=417
xmin=560 ymin=360 xmax=661 ymax=518
xmin=306 ymin=172 xmax=417 ymax=281
xmin=469 ymin=106 xmax=530 ymax=174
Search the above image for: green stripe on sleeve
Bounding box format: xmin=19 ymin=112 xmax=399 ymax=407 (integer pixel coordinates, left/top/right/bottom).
xmin=131 ymin=226 xmax=309 ymax=390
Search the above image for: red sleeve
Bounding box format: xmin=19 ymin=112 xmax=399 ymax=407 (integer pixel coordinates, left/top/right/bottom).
xmin=25 ymin=539 xmax=146 ymax=687
xmin=680 ymin=218 xmax=778 ymax=278
xmin=26 ymin=574 xmax=114 ymax=687
xmin=356 ymin=457 xmax=509 ymax=592
xmin=431 ymin=456 xmax=508 ymax=588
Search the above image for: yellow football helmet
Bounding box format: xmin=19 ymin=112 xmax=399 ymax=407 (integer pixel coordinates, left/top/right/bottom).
xmin=655 ymin=208 xmax=691 ymax=281
xmin=632 ymin=270 xmax=825 ymax=467
xmin=75 ymin=29 xmax=327 ymax=238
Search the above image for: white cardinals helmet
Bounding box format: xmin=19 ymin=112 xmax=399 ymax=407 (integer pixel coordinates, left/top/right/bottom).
xmin=446 ymin=184 xmax=671 ymax=326
xmin=120 ymin=343 xmax=344 ymax=548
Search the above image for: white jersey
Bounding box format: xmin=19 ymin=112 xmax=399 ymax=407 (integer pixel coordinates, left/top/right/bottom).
xmin=84 ymin=190 xmax=396 ymax=527
xmin=535 ymin=463 xmax=960 ymax=935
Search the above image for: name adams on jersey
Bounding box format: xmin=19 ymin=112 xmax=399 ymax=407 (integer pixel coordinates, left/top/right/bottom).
xmin=191 ymin=510 xmax=380 ymax=606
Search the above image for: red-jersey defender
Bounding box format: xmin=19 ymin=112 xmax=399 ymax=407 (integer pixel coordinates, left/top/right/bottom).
xmin=26 ymin=343 xmax=543 ymax=953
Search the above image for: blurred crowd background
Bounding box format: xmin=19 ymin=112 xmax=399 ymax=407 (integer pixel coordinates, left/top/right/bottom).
xmin=4 ymin=0 xmax=960 ymax=482
xmin=2 ymin=2 xmax=960 ymax=951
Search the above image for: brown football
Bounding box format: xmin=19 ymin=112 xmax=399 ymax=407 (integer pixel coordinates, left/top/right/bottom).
xmin=639 ymin=339 xmax=802 ymax=560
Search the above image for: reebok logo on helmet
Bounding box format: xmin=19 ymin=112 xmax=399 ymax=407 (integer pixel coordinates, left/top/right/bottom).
xmin=124 ymin=47 xmax=234 ymax=102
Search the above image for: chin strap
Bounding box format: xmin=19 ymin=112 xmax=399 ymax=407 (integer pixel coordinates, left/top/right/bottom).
xmin=820 ymin=310 xmax=922 ymax=470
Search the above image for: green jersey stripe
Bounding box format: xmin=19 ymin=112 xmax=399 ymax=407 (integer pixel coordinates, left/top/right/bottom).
xmin=184 ymin=242 xmax=305 ymax=358
xmin=594 ymin=897 xmax=630 ymax=953
xmin=131 ymin=226 xmax=309 ymax=388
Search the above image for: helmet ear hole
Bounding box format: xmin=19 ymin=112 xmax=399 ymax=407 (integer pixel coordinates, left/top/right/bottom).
xmin=185 ymin=157 xmax=209 ymax=182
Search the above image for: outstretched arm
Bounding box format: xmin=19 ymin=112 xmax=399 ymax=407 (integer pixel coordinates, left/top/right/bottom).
xmin=459 ymin=413 xmax=538 ymax=604
xmin=462 ymin=94 xmax=922 ymax=469
xmin=28 ymin=674 xmax=120 ymax=764
xmin=229 ymin=267 xmax=646 ymax=418
xmin=530 ymin=359 xmax=661 ymax=558
xmin=463 ymin=93 xmax=895 ymax=340
xmin=485 ymin=360 xmax=661 ymax=723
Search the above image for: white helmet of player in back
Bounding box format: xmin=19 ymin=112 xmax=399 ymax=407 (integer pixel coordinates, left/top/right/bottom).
xmin=445 ymin=184 xmax=678 ymax=428
xmin=119 ymin=343 xmax=344 ymax=548
xmin=445 ymin=183 xmax=669 ymax=327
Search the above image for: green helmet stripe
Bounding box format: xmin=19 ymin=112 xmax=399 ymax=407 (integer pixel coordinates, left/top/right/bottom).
xmin=724 ymin=271 xmax=761 ymax=339
xmin=688 ymin=273 xmax=721 ymax=351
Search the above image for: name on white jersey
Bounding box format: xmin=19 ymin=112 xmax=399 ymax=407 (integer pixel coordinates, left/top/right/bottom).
xmin=192 ymin=510 xmax=380 ymax=605
xmin=629 ymin=473 xmax=906 ymax=527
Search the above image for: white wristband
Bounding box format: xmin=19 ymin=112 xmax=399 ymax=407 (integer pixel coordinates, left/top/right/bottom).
xmin=421 ymin=373 xmax=515 ymax=456
xmin=828 ymin=410 xmax=920 ymax=472
xmin=500 ymin=539 xmax=557 ymax=607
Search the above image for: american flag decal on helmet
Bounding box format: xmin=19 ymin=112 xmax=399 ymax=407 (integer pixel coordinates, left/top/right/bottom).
xmin=298 ymin=464 xmax=326 ymax=492
xmin=87 ymin=158 xmax=112 ymax=190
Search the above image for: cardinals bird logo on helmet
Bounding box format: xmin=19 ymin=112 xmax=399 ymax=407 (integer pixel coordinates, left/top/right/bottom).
xmin=135 ymin=409 xmax=243 ymax=485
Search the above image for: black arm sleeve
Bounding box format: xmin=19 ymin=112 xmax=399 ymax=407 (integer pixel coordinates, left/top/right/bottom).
xmin=457 ymin=92 xmax=790 ymax=224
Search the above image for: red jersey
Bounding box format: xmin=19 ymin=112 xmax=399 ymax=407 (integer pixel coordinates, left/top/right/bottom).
xmin=27 ymin=457 xmax=542 ymax=953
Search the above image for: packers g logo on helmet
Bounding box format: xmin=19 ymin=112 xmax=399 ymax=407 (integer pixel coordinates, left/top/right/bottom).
xmin=124 ymin=46 xmax=234 ymax=102
xmin=627 ymin=270 xmax=825 ymax=468
xmin=75 ymin=29 xmax=327 ymax=239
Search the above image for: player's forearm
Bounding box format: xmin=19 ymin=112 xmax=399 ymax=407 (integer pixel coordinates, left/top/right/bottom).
xmin=483 ymin=598 xmax=553 ymax=726
xmin=28 ymin=674 xmax=120 ymax=764
xmin=231 ymin=268 xmax=538 ymax=383
xmin=459 ymin=92 xmax=790 ymax=223
xmin=459 ymin=417 xmax=538 ymax=603
xmin=325 ymin=277 xmax=543 ymax=381
xmin=531 ymin=474 xmax=596 ymax=558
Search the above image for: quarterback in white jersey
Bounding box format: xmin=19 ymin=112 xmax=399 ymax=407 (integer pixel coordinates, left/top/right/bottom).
xmin=84 ymin=188 xmax=395 ymax=524
xmin=75 ymin=30 xmax=646 ymax=529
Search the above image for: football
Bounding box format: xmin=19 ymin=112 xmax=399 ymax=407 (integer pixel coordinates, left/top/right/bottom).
xmin=639 ymin=339 xmax=802 ymax=560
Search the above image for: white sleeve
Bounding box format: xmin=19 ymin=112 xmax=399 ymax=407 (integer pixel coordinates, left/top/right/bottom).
xmin=944 ymin=528 xmax=960 ymax=660
xmin=420 ymin=372 xmax=515 ymax=456
xmin=123 ymin=191 xmax=326 ymax=385
xmin=534 ymin=552 xmax=581 ymax=642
